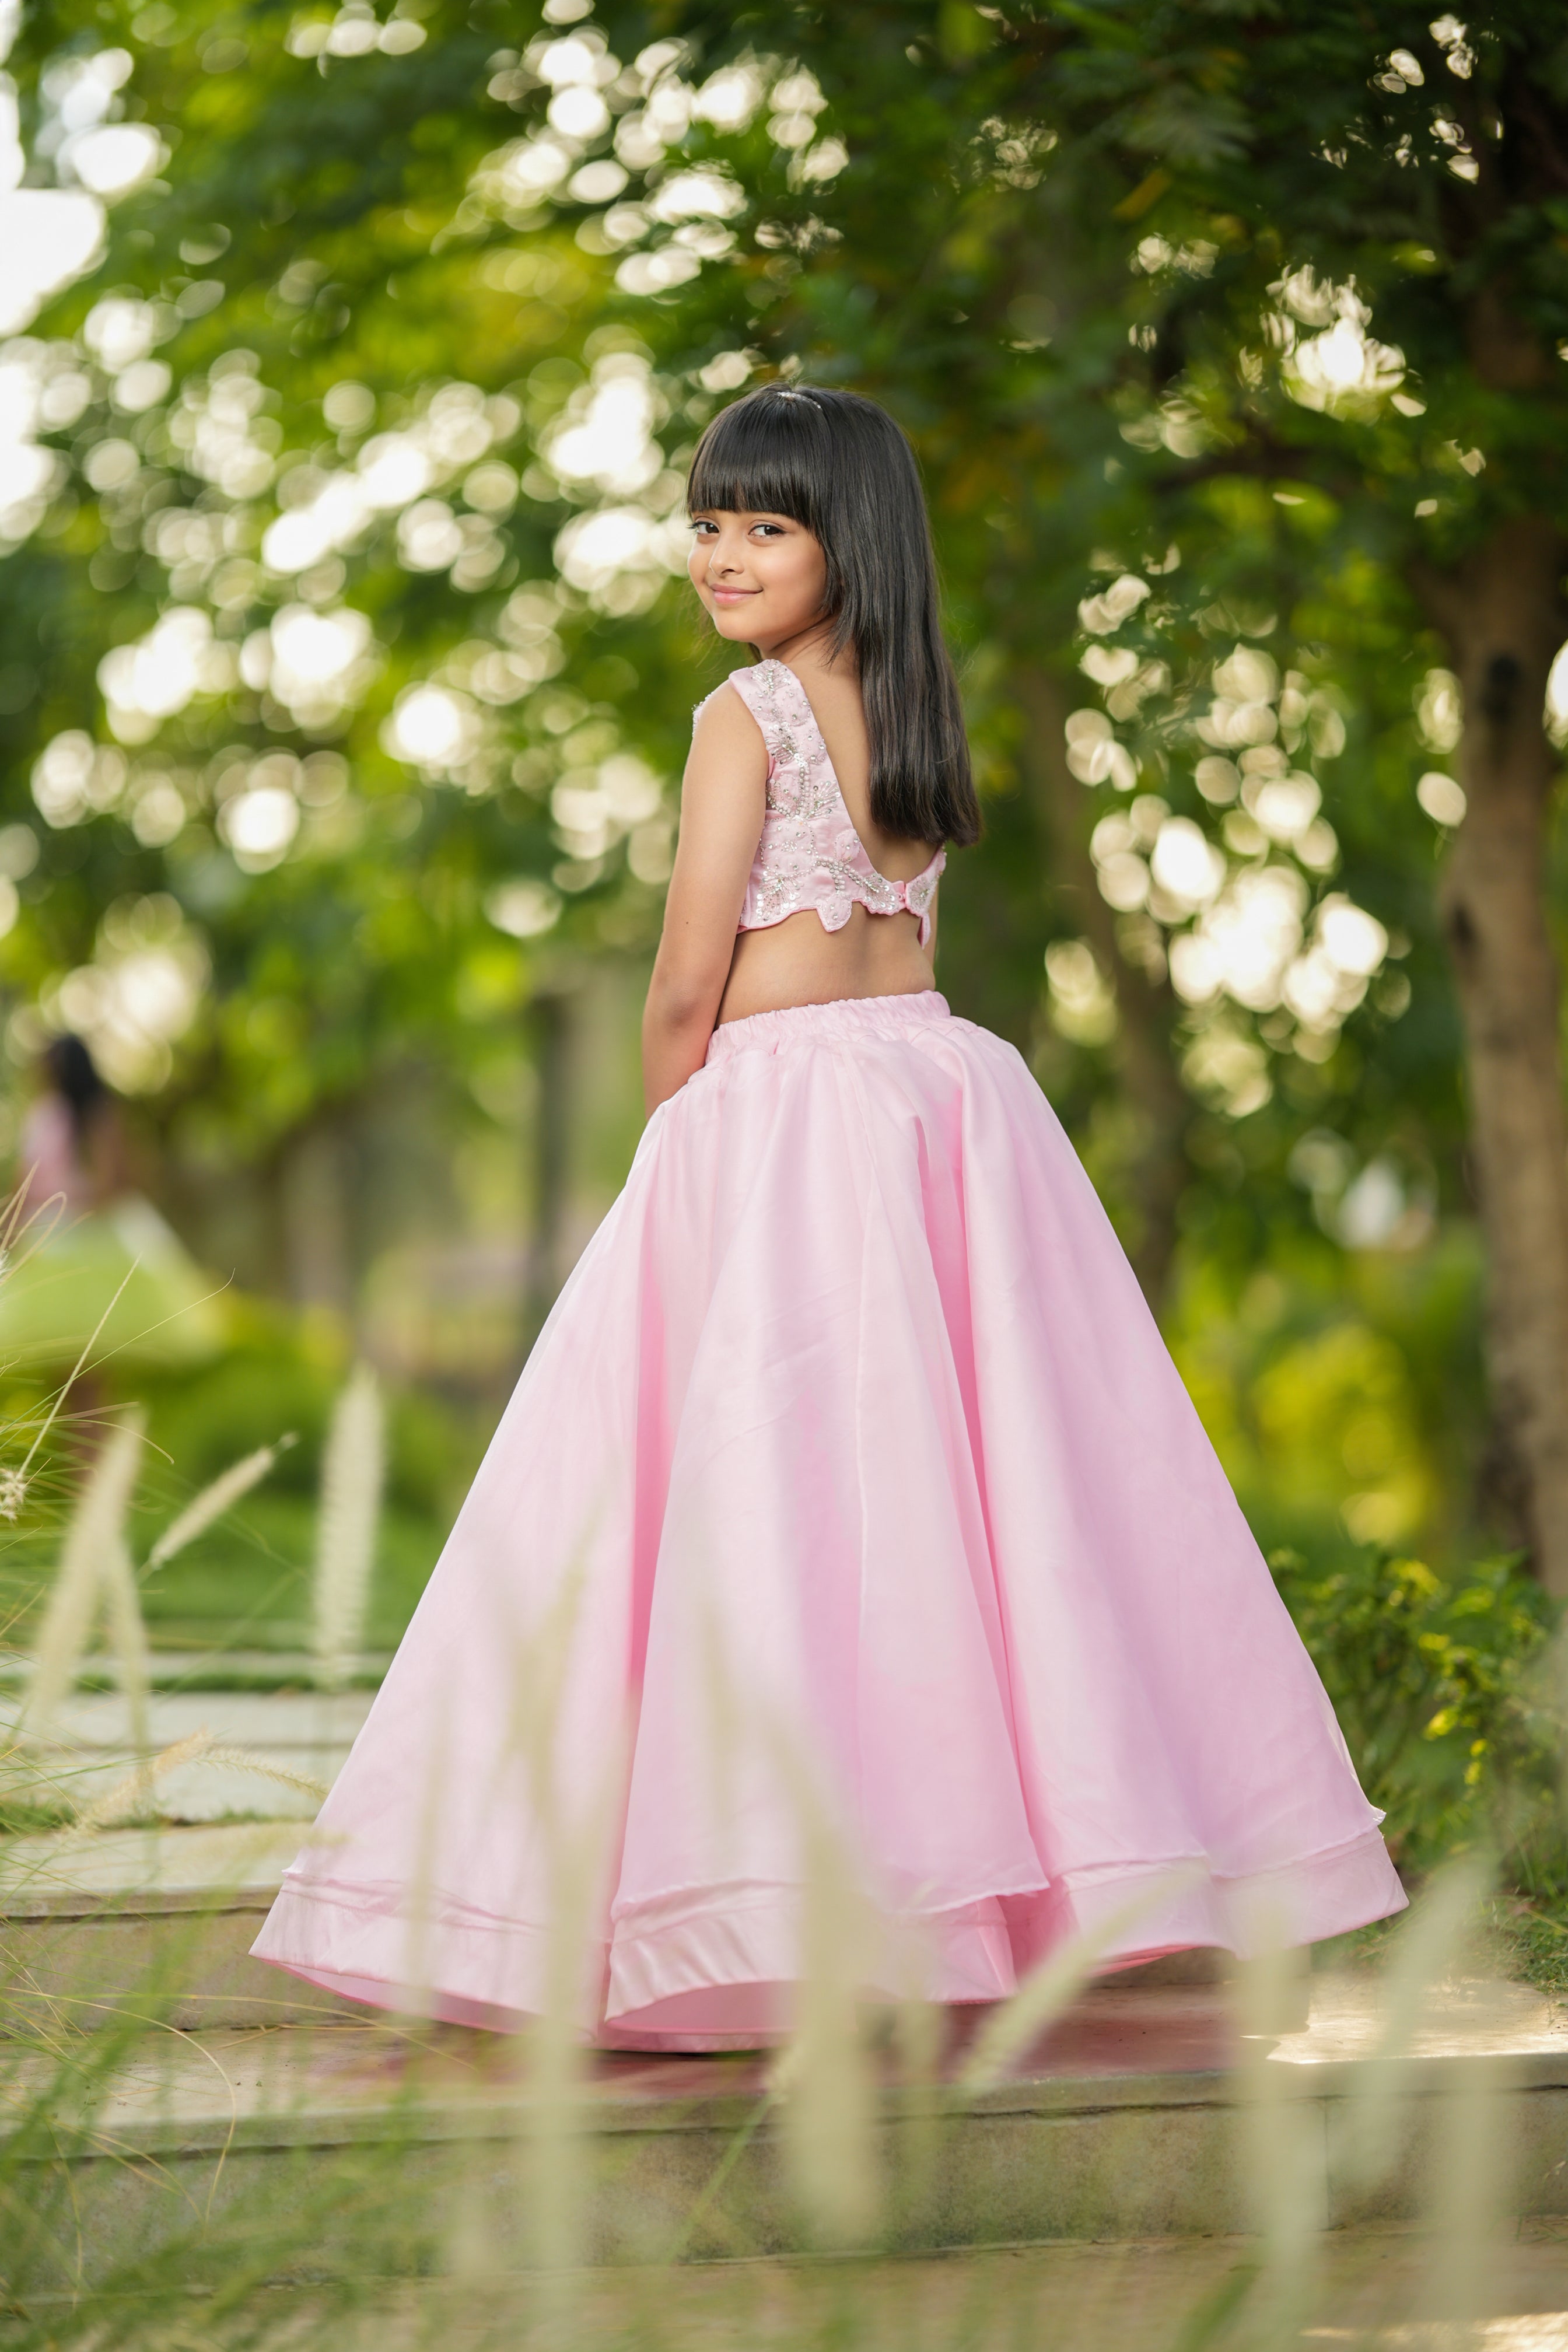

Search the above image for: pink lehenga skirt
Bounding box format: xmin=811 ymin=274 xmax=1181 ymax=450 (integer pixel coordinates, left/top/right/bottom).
xmin=254 ymin=992 xmax=1405 ymax=2047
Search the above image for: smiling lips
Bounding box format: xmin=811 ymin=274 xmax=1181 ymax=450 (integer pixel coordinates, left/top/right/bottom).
xmin=707 ymin=584 xmax=760 ymax=604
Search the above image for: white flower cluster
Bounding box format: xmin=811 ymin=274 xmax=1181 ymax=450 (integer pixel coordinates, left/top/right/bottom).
xmin=97 ymin=609 xmax=237 ymax=745
xmin=166 ymin=355 xmax=278 ymax=504
xmin=260 ymin=382 xmax=519 ymax=592
xmin=0 ymin=40 xmax=167 ymax=356
xmin=1172 ymin=878 xmax=1387 ymax=1040
xmin=544 ymin=352 xmax=666 ymax=495
xmin=0 ymin=300 xmax=181 ymax=559
xmin=380 ymin=584 xmax=569 ymax=791
xmin=0 ymin=344 xmax=76 ymax=544
xmin=528 ymin=350 xmax=690 ymax=614
xmin=6 ymin=17 xmax=811 ymax=931
xmin=1043 ymin=938 xmax=1116 ymax=1046
xmin=211 ymin=747 xmax=348 ymax=872
xmin=383 ymin=597 xmax=672 ymax=894
xmin=32 ymin=732 xmax=129 ymax=827
xmin=550 ymin=748 xmax=663 ymax=864
xmin=1267 ymin=268 xmax=1408 ymax=414
xmin=470 ymin=35 xmax=845 ymax=284
xmin=33 ymin=726 xmax=350 ymax=867
xmin=239 ymin=605 xmax=378 ymax=730
xmin=285 ymin=3 xmax=427 ymax=60
xmin=0 ymin=40 xmax=186 ymax=561
xmin=1413 ymin=666 xmax=1468 ymax=827
xmin=37 ymin=892 xmax=208 ymax=1093
xmin=1066 ymin=572 xmax=1395 ymax=1082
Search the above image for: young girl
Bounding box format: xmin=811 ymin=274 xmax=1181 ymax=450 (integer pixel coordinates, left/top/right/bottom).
xmin=256 ymin=386 xmax=1405 ymax=2047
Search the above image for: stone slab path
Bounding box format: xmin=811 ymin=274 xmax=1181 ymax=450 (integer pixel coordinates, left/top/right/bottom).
xmin=131 ymin=2228 xmax=1568 ymax=2352
xmin=1 ymin=1685 xmax=374 ymax=1819
xmin=4 ymin=1819 xmax=1568 ymax=2288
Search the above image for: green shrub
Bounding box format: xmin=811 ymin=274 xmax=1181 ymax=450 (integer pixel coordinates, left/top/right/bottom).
xmin=138 ymin=1298 xmax=479 ymax=1518
xmin=1273 ymin=1544 xmax=1566 ymax=1890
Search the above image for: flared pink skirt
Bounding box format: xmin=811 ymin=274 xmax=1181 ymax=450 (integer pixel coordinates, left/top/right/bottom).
xmin=254 ymin=992 xmax=1404 ymax=2046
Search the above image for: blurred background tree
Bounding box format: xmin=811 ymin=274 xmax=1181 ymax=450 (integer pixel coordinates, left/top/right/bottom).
xmin=0 ymin=0 xmax=1562 ymax=1645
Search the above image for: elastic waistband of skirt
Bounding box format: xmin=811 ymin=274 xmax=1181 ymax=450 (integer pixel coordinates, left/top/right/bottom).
xmin=705 ymin=991 xmax=951 ymax=1062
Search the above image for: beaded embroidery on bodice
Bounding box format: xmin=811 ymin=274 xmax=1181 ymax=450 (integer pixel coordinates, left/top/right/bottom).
xmin=696 ymin=658 xmax=946 ymax=948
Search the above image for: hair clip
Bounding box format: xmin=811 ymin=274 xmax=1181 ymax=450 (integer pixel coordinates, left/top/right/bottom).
xmin=775 ymin=386 xmax=823 ymax=408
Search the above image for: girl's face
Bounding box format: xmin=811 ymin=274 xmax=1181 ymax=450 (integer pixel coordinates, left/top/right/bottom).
xmin=688 ymin=508 xmax=830 ymax=651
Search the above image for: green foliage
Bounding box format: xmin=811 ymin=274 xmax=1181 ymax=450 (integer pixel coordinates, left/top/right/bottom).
xmin=1273 ymin=1543 xmax=1564 ymax=1884
xmin=132 ymin=1335 xmax=480 ymax=1648
xmin=0 ymin=5 xmax=1555 ymax=1592
xmin=139 ymin=1304 xmax=474 ymax=1514
xmin=0 ymin=1303 xmax=482 ymax=1662
xmin=1173 ymin=1230 xmax=1487 ymax=1566
xmin=0 ymin=12 xmax=1541 ymax=1269
xmin=0 ymin=0 xmax=1525 ymax=1188
xmin=1486 ymin=1896 xmax=1568 ymax=1996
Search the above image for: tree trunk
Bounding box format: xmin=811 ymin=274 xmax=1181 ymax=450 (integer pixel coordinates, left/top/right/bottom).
xmin=1413 ymin=516 xmax=1568 ymax=1592
xmin=1012 ymin=664 xmax=1191 ymax=1308
xmin=280 ymin=1117 xmax=353 ymax=1317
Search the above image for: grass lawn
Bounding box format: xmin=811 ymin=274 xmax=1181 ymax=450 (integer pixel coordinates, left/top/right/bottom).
xmin=0 ymin=1323 xmax=499 ymax=1668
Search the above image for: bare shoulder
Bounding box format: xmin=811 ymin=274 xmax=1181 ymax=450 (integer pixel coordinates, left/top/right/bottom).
xmin=672 ymin=676 xmax=768 ymax=880
xmin=689 ymin=674 xmax=768 ymax=772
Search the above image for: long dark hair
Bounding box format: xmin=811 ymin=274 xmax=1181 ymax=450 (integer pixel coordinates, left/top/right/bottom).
xmin=45 ymin=1034 xmax=108 ymax=1149
xmin=687 ymin=384 xmax=980 ymax=848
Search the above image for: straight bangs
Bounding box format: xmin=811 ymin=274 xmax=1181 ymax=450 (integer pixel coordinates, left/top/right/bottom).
xmin=687 ymin=383 xmax=980 ymax=851
xmin=685 ymin=396 xmax=828 ymax=537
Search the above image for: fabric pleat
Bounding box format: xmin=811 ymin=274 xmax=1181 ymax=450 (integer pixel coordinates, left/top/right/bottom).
xmin=254 ymin=992 xmax=1405 ymax=2046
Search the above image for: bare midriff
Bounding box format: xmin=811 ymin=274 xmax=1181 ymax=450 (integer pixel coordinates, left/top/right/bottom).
xmin=716 ymin=899 xmax=937 ymax=1026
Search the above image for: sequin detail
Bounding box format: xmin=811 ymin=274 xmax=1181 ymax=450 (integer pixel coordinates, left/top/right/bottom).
xmin=693 ymin=659 xmax=946 ymax=947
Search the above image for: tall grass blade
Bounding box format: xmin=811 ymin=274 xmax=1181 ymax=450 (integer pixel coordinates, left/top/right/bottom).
xmin=15 ymin=1255 xmax=139 ymax=1482
xmin=1336 ymin=1852 xmax=1492 ymax=2195
xmin=146 ymin=1436 xmax=293 ymax=1569
xmin=1424 ymin=2041 xmax=1506 ymax=2347
xmin=66 ymin=1724 xmax=214 ymax=1832
xmin=65 ymin=1727 xmax=329 ymax=1833
xmin=1236 ymin=1927 xmax=1321 ymax=2349
xmin=311 ymin=1363 xmax=384 ymax=1690
xmin=780 ymin=1806 xmax=880 ymax=2248
xmin=495 ymin=1574 xmax=623 ymax=2334
xmin=888 ymin=1994 xmax=944 ymax=2238
xmin=194 ymin=1740 xmax=328 ymax=1802
xmin=18 ymin=1409 xmax=145 ymax=1742
xmin=1346 ymin=1854 xmax=1503 ymax=2347
xmin=100 ymin=1532 xmax=150 ymax=1756
xmin=958 ymin=1866 xmax=1202 ymax=2092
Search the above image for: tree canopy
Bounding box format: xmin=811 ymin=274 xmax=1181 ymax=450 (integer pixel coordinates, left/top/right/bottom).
xmin=1 ymin=1 xmax=1565 ymax=1574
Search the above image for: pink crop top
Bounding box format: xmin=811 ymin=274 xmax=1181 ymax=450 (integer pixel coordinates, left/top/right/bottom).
xmin=698 ymin=658 xmax=946 ymax=947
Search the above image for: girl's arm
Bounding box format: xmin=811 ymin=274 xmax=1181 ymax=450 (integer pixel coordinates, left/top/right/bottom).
xmin=642 ymin=688 xmax=767 ymax=1115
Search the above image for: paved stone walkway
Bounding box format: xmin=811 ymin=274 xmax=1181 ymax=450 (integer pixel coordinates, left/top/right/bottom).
xmin=1 ymin=1683 xmax=374 ymax=1819
xmin=214 ymin=2232 xmax=1568 ymax=2351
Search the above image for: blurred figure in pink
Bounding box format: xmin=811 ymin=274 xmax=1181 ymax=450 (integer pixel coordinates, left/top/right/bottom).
xmin=1 ymin=1032 xmax=224 ymax=1390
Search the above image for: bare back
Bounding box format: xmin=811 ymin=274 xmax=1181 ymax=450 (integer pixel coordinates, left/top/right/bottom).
xmin=643 ymin=640 xmax=942 ymax=1114
xmin=718 ymin=657 xmax=939 ymax=1024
